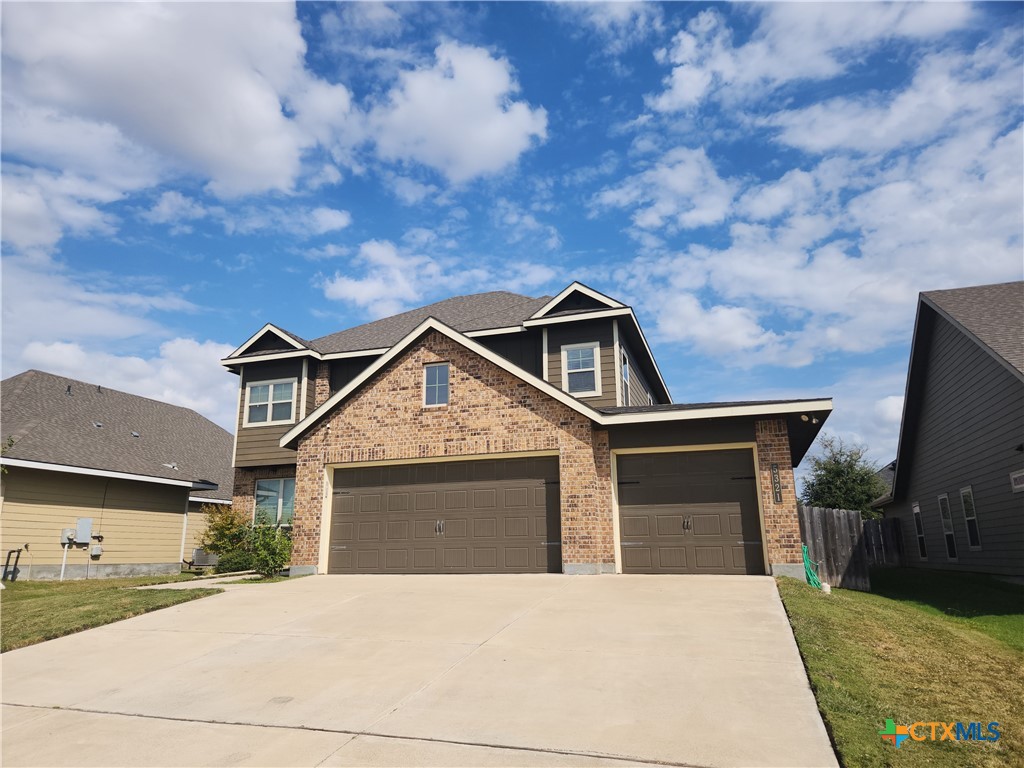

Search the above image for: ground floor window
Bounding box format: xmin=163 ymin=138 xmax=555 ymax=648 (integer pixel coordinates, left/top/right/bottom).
xmin=255 ymin=478 xmax=295 ymax=527
xmin=911 ymin=502 xmax=927 ymax=559
xmin=937 ymin=494 xmax=957 ymax=560
xmin=960 ymin=486 xmax=981 ymax=549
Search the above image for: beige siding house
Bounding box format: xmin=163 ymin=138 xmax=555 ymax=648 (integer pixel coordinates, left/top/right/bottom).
xmin=0 ymin=370 xmax=233 ymax=580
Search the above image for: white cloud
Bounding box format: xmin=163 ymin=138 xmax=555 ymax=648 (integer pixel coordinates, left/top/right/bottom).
xmin=389 ymin=175 xmax=440 ymax=205
xmin=322 ymin=239 xmax=439 ymax=318
xmin=493 ymin=199 xmax=561 ymax=250
xmin=556 ymin=2 xmax=664 ymax=56
xmin=142 ymin=191 xmax=208 ymax=226
xmin=647 ymin=4 xmax=974 ymax=112
xmin=20 ymin=338 xmax=238 ymax=432
xmin=370 ymin=42 xmax=548 ymax=183
xmin=595 ymin=146 xmax=737 ymax=231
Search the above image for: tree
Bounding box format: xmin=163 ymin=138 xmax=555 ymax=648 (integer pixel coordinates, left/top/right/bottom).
xmin=800 ymin=436 xmax=888 ymax=518
xmin=198 ymin=503 xmax=250 ymax=555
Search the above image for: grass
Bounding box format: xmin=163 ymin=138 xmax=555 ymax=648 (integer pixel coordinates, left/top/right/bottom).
xmin=777 ymin=569 xmax=1024 ymax=768
xmin=1 ymin=574 xmax=219 ymax=653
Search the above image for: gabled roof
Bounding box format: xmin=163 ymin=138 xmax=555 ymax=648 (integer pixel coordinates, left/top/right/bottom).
xmin=528 ymin=281 xmax=625 ymax=319
xmin=280 ymin=318 xmax=831 ymax=465
xmin=882 ymin=281 xmax=1024 ymax=506
xmin=1 ymin=370 xmax=233 ymax=493
xmin=227 ymin=323 xmax=315 ymax=359
xmin=922 ymin=281 xmax=1023 ymax=378
xmin=310 ymin=291 xmax=550 ymax=354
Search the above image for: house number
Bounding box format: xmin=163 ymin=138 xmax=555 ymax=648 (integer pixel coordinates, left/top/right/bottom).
xmin=770 ymin=463 xmax=782 ymax=503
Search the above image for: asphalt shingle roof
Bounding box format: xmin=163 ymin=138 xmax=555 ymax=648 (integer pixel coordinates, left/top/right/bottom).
xmin=310 ymin=291 xmax=551 ymax=354
xmin=923 ymin=281 xmax=1024 ymax=375
xmin=1 ymin=370 xmax=233 ymax=495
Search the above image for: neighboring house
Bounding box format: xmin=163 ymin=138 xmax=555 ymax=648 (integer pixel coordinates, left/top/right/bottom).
xmin=0 ymin=370 xmax=233 ymax=580
xmin=223 ymin=282 xmax=832 ymax=577
xmin=875 ymin=281 xmax=1024 ymax=576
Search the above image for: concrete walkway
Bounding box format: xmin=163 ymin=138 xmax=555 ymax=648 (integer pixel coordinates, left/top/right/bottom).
xmin=2 ymin=575 xmax=837 ymax=767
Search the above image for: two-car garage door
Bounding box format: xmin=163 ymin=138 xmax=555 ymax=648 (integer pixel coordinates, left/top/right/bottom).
xmin=329 ymin=457 xmax=561 ymax=573
xmin=617 ymin=449 xmax=766 ymax=575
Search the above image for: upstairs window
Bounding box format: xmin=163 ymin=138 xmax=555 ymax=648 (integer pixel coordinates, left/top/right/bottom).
xmin=960 ymin=486 xmax=982 ymax=549
xmin=424 ymin=363 xmax=449 ymax=406
xmin=563 ymin=342 xmax=601 ymax=396
xmin=255 ymin=478 xmax=295 ymax=527
xmin=621 ymin=352 xmax=630 ymax=405
xmin=937 ymin=494 xmax=957 ymax=560
xmin=244 ymin=379 xmax=296 ymax=426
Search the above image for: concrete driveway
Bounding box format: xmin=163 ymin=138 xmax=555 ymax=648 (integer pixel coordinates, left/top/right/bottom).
xmin=2 ymin=575 xmax=837 ymax=768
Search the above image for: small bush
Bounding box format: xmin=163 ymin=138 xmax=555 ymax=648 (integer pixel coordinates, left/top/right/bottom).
xmin=248 ymin=526 xmax=292 ymax=578
xmin=214 ymin=549 xmax=253 ymax=574
xmin=199 ymin=504 xmax=250 ymax=555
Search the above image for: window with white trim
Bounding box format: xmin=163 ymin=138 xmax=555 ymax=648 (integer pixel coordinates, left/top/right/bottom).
xmin=254 ymin=478 xmax=295 ymax=527
xmin=937 ymin=494 xmax=957 ymax=560
xmin=244 ymin=378 xmax=297 ymax=426
xmin=911 ymin=502 xmax=927 ymax=559
xmin=424 ymin=363 xmax=449 ymax=406
xmin=960 ymin=486 xmax=981 ymax=549
xmin=621 ymin=352 xmax=630 ymax=405
xmin=562 ymin=342 xmax=601 ymax=396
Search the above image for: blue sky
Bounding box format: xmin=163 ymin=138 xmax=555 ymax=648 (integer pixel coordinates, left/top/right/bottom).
xmin=2 ymin=1 xmax=1022 ymax=470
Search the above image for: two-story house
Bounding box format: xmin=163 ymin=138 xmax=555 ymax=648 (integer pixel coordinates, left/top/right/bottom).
xmin=222 ymin=282 xmax=831 ymax=577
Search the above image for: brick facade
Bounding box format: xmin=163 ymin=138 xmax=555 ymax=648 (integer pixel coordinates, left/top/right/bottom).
xmin=314 ymin=362 xmax=330 ymax=408
xmin=290 ymin=332 xmax=615 ymax=572
xmin=754 ymin=418 xmax=802 ymax=567
xmin=231 ymin=464 xmax=298 ymax=524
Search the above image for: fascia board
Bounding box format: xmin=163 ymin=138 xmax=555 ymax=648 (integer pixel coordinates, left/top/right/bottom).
xmin=528 ymin=282 xmax=625 ymax=319
xmin=228 ymin=323 xmax=307 ymax=358
xmin=599 ymin=399 xmax=834 ymax=425
xmin=523 ymin=307 xmax=632 ymax=327
xmin=0 ymin=457 xmax=203 ymax=488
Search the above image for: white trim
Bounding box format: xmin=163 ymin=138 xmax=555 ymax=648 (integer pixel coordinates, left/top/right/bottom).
xmin=959 ymin=485 xmax=982 ymax=550
xmin=254 ymin=477 xmax=296 ymax=526
xmin=625 ymin=313 xmax=671 ymax=403
xmin=318 ymin=465 xmax=333 ymax=574
xmin=542 ymin=328 xmax=549 ymax=380
xmin=464 ymin=326 xmax=525 ymax=338
xmin=561 ymin=341 xmax=602 ymax=397
xmin=523 ymin=307 xmax=631 ymax=327
xmin=0 ymin=458 xmax=209 ymax=489
xmin=422 ymin=361 xmax=450 ymax=408
xmin=323 ymin=348 xmax=389 ymax=360
xmin=325 ymin=450 xmax=559 ymax=471
xmin=610 ymin=443 xmax=770 ymax=576
xmin=300 ymin=359 xmax=309 ymax=420
xmin=281 ymin=317 xmax=609 ymax=448
xmin=188 ymin=495 xmax=232 ymax=504
xmin=529 ymin=282 xmax=625 ymax=319
xmin=242 ymin=377 xmax=299 ymax=428
xmin=232 ymin=376 xmax=243 ymax=464
xmin=601 ymin=399 xmax=833 ymax=425
xmin=228 ymin=323 xmax=306 ymax=358
xmin=613 ymin=319 xmax=622 ymax=408
xmin=221 ymin=349 xmax=315 ymax=367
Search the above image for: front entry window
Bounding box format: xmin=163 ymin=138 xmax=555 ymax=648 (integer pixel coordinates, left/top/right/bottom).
xmin=255 ymin=478 xmax=295 ymax=526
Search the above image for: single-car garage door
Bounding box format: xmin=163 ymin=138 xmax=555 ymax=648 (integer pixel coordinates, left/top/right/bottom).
xmin=329 ymin=456 xmax=561 ymax=573
xmin=617 ymin=449 xmax=765 ymax=574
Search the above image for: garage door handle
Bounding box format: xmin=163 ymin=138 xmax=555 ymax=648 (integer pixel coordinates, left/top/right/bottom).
xmin=440 ymin=520 xmax=445 ymax=534
xmin=543 ymin=541 xmax=562 ymax=546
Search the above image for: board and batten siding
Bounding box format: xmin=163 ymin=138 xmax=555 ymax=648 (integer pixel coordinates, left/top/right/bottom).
xmin=546 ymin=319 xmax=617 ymax=408
xmin=478 ymin=330 xmax=543 ymax=377
xmin=888 ymin=313 xmax=1024 ymax=576
xmin=0 ymin=468 xmax=190 ymax=573
xmin=234 ymin=359 xmax=304 ymax=467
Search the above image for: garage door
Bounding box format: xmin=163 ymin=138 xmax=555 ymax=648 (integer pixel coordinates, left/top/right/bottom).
xmin=617 ymin=449 xmax=765 ymax=574
xmin=329 ymin=457 xmax=561 ymax=573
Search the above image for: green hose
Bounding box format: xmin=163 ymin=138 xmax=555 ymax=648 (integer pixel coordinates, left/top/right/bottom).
xmin=803 ymin=544 xmax=822 ymax=590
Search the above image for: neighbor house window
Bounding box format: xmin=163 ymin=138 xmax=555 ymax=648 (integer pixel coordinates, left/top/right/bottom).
xmin=912 ymin=502 xmax=927 ymax=560
xmin=562 ymin=342 xmax=601 ymax=396
xmin=937 ymin=494 xmax=957 ymax=560
xmin=621 ymin=352 xmax=630 ymax=405
xmin=255 ymin=478 xmax=295 ymax=527
xmin=424 ymin=363 xmax=449 ymax=406
xmin=960 ymin=486 xmax=981 ymax=549
xmin=244 ymin=379 xmax=296 ymax=426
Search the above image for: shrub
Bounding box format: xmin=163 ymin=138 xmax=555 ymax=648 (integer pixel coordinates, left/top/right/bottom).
xmin=248 ymin=526 xmax=292 ymax=578
xmin=214 ymin=549 xmax=253 ymax=574
xmin=198 ymin=504 xmax=250 ymax=555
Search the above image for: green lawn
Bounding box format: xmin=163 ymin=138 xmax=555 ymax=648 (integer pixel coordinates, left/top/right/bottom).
xmin=1 ymin=574 xmax=219 ymax=652
xmin=777 ymin=569 xmax=1024 ymax=768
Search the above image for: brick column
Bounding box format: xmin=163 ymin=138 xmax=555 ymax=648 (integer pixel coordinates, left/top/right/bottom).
xmin=755 ymin=418 xmax=802 ymax=576
xmin=559 ymin=427 xmax=615 ymax=574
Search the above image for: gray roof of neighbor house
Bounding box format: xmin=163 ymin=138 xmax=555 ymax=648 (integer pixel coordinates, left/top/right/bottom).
xmin=309 ymin=291 xmax=551 ymax=354
xmin=1 ymin=370 xmax=233 ymax=497
xmin=922 ymin=281 xmax=1024 ymax=375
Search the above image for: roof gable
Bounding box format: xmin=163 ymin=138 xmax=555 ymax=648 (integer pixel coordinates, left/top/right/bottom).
xmin=228 ymin=323 xmax=310 ymax=359
xmin=529 ymin=282 xmax=625 ymax=319
xmin=1 ymin=370 xmax=233 ymax=491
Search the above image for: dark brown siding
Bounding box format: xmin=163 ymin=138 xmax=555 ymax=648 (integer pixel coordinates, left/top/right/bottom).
xmin=621 ymin=339 xmax=653 ymax=407
xmin=887 ymin=313 xmax=1024 ymax=575
xmin=478 ymin=329 xmax=543 ymax=377
xmin=244 ymin=332 xmax=300 ymax=355
xmin=546 ymin=319 xmax=616 ymax=408
xmin=234 ymin=360 xmax=303 ymax=467
xmin=329 ymin=356 xmax=380 ymax=395
xmin=609 ymin=418 xmax=755 ymax=450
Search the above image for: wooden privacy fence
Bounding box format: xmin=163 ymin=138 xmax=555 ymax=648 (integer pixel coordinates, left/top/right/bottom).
xmin=797 ymin=504 xmax=872 ymax=591
xmin=863 ymin=517 xmax=904 ymax=568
